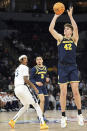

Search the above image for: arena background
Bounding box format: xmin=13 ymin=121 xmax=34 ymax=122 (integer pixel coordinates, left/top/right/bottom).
xmin=0 ymin=0 xmax=87 ymax=131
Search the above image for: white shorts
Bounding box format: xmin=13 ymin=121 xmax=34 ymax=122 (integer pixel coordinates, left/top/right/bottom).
xmin=14 ymin=85 xmax=37 ymax=105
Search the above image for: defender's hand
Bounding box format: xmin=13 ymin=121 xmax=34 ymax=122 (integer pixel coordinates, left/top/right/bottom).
xmin=67 ymin=6 xmax=73 ymax=17
xmin=36 ymin=82 xmax=43 ymax=86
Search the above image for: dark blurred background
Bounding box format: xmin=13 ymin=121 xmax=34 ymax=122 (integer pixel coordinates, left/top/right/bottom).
xmin=0 ymin=0 xmax=87 ymax=111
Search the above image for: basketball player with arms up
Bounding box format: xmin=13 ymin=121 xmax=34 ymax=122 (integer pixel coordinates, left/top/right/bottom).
xmin=49 ymin=6 xmax=84 ymax=128
xmin=9 ymin=55 xmax=48 ymax=130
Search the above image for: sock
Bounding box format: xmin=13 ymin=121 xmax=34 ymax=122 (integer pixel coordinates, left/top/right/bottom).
xmin=33 ymin=103 xmax=44 ymax=124
xmin=78 ymin=109 xmax=82 ymax=115
xmin=13 ymin=104 xmax=29 ymax=122
xmin=62 ymin=112 xmax=66 ymax=117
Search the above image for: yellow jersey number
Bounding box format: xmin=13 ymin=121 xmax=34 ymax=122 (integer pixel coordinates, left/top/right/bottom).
xmin=41 ymin=74 xmax=44 ymax=79
xmin=64 ymin=44 xmax=72 ymax=50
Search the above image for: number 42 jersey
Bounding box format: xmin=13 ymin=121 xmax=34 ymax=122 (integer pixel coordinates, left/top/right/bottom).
xmin=14 ymin=64 xmax=29 ymax=87
xmin=58 ymin=37 xmax=77 ymax=64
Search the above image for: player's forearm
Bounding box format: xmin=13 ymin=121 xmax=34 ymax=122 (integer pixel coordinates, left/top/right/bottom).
xmin=24 ymin=77 xmax=36 ymax=89
xmin=25 ymin=79 xmax=38 ymax=92
xmin=27 ymin=79 xmax=36 ymax=89
xmin=49 ymin=14 xmax=60 ymax=32
xmin=69 ymin=16 xmax=78 ymax=30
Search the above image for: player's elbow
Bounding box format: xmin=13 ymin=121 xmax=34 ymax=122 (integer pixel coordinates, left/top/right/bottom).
xmin=49 ymin=26 xmax=52 ymax=33
xmin=24 ymin=79 xmax=27 ymax=84
xmin=24 ymin=76 xmax=28 ymax=84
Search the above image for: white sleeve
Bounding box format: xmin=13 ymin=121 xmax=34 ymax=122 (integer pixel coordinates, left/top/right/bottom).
xmin=23 ymin=66 xmax=29 ymax=76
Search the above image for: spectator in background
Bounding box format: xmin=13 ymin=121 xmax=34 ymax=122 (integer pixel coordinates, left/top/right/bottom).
xmin=48 ymin=91 xmax=56 ymax=110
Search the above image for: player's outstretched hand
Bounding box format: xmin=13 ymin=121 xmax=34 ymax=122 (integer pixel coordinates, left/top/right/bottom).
xmin=67 ymin=6 xmax=73 ymax=17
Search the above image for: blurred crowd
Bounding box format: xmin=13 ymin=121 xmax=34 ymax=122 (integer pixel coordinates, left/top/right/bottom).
xmin=47 ymin=79 xmax=87 ymax=110
xmin=0 ymin=91 xmax=19 ymax=112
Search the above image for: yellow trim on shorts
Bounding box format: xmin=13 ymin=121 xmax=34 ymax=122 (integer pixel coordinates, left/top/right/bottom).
xmin=44 ymin=95 xmax=48 ymax=96
xmin=58 ymin=81 xmax=69 ymax=84
xmin=70 ymin=81 xmax=80 ymax=83
xmin=58 ymin=81 xmax=80 ymax=84
xmin=38 ymin=94 xmax=48 ymax=96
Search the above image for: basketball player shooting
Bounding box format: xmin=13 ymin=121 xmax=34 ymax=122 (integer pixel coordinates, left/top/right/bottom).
xmin=49 ymin=3 xmax=84 ymax=128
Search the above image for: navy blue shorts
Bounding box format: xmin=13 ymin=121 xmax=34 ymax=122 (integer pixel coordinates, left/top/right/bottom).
xmin=35 ymin=85 xmax=48 ymax=95
xmin=58 ymin=63 xmax=79 ymax=84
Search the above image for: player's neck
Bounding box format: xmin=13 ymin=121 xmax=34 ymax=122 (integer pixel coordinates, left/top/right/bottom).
xmin=64 ymin=35 xmax=71 ymax=39
xmin=37 ymin=64 xmax=43 ymax=68
xmin=21 ymin=63 xmax=27 ymax=66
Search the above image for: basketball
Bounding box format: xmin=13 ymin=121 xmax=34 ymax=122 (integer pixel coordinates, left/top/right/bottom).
xmin=53 ymin=2 xmax=65 ymax=15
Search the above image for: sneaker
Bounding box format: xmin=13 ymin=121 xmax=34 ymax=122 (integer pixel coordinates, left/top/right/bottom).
xmin=61 ymin=116 xmax=67 ymax=128
xmin=37 ymin=116 xmax=49 ymax=123
xmin=77 ymin=114 xmax=84 ymax=126
xmin=9 ymin=120 xmax=15 ymax=128
xmin=40 ymin=122 xmax=49 ymax=130
xmin=43 ymin=116 xmax=49 ymax=123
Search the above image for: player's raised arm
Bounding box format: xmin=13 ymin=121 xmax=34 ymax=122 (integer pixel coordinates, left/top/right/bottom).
xmin=49 ymin=14 xmax=63 ymax=42
xmin=67 ymin=7 xmax=79 ymax=44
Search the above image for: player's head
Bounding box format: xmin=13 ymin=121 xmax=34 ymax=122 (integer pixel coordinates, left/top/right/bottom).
xmin=19 ymin=55 xmax=28 ymax=65
xmin=36 ymin=56 xmax=43 ymax=66
xmin=64 ymin=23 xmax=73 ymax=37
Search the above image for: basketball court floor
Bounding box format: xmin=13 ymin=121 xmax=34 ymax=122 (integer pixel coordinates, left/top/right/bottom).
xmin=0 ymin=109 xmax=87 ymax=131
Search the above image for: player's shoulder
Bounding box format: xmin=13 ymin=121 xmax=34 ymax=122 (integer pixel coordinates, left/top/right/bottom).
xmin=43 ymin=65 xmax=47 ymax=69
xmin=31 ymin=66 xmax=37 ymax=71
xmin=57 ymin=36 xmax=64 ymax=46
xmin=33 ymin=65 xmax=37 ymax=69
xmin=20 ymin=64 xmax=28 ymax=68
xmin=19 ymin=64 xmax=28 ymax=70
xmin=71 ymin=37 xmax=78 ymax=46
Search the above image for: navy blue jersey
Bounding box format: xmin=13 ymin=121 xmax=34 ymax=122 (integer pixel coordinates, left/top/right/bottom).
xmin=30 ymin=65 xmax=47 ymax=85
xmin=57 ymin=37 xmax=77 ymax=64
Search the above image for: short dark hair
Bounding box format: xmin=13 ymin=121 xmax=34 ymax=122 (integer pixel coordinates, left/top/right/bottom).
xmin=36 ymin=56 xmax=43 ymax=60
xmin=64 ymin=23 xmax=73 ymax=31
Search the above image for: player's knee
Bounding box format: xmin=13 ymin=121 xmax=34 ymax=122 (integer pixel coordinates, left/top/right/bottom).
xmin=73 ymin=90 xmax=80 ymax=97
xmin=40 ymin=97 xmax=45 ymax=103
xmin=60 ymin=90 xmax=67 ymax=97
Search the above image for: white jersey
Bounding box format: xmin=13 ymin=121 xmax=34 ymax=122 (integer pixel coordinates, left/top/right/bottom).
xmin=14 ymin=64 xmax=29 ymax=87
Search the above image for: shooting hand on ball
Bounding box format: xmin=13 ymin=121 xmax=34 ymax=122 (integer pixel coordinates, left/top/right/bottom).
xmin=54 ymin=14 xmax=61 ymax=18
